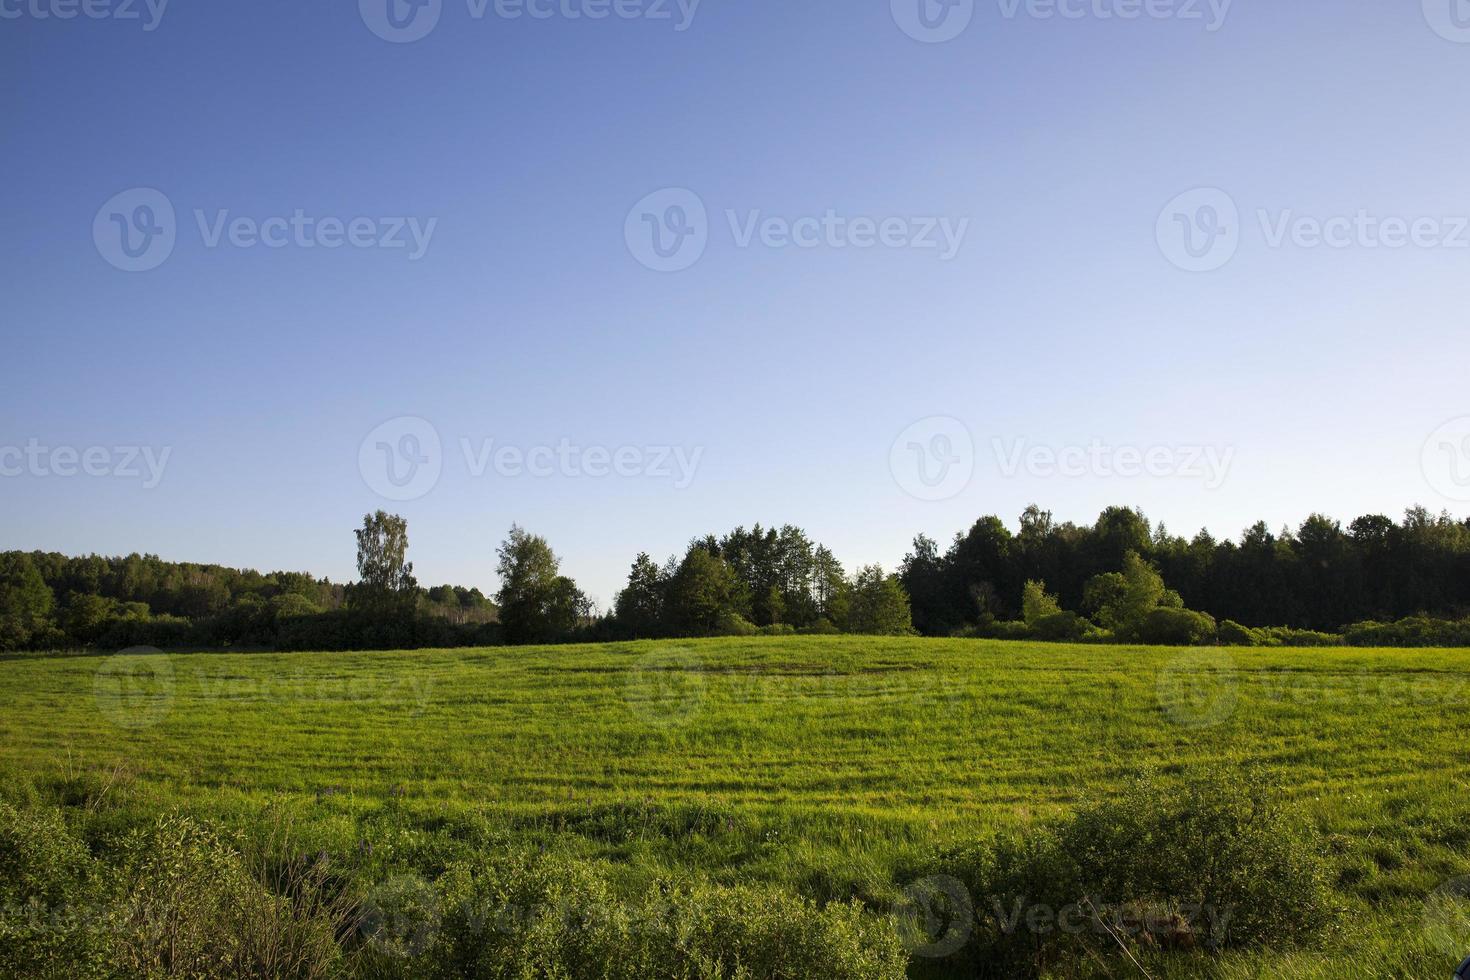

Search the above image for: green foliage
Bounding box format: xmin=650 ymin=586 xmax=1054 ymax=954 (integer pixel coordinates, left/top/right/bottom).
xmin=844 ymin=566 xmax=913 ymax=636
xmin=929 ymin=769 xmax=1334 ymax=975
xmin=387 ymin=854 xmax=907 ymax=980
xmin=1031 ymin=610 xmax=1089 ymax=642
xmin=0 ymin=801 xmax=108 ymax=978
xmin=614 ymin=552 xmax=666 ymax=639
xmin=350 ymin=511 xmax=419 ymax=618
xmin=1020 ymin=580 xmax=1062 ymax=625
xmin=1136 ymin=606 xmax=1218 ymax=646
xmin=1217 ymin=619 xmax=1265 ymax=646
xmin=494 ymin=525 xmax=589 ymax=645
xmin=0 ymin=553 xmax=55 ymax=651
xmin=1342 ymin=614 xmax=1470 ymax=647
xmin=667 ymin=547 xmax=742 ymax=636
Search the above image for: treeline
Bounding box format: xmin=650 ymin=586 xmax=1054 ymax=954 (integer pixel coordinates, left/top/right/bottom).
xmin=899 ymin=504 xmax=1470 ymax=635
xmin=3 ymin=504 xmax=1470 ymax=652
xmin=0 ymin=521 xmax=498 ymax=652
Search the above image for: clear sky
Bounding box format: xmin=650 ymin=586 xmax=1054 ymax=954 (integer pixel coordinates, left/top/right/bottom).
xmin=4 ymin=0 xmax=1470 ymax=607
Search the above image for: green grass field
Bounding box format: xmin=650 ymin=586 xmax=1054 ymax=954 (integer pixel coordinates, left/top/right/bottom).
xmin=3 ymin=636 xmax=1469 ymax=977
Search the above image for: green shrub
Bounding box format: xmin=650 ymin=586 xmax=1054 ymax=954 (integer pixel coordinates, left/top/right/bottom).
xmin=925 ymin=769 xmax=1333 ymax=975
xmin=372 ymin=854 xmax=906 ymax=980
xmin=801 ymin=618 xmax=841 ymax=635
xmin=1031 ymin=611 xmax=1088 ymax=642
xmin=109 ymin=814 xmax=351 ymax=979
xmin=713 ymin=611 xmax=759 ymax=637
xmin=1136 ymin=607 xmax=1217 ymax=646
xmin=1257 ymin=626 xmax=1342 ymax=647
xmin=1216 ymin=619 xmax=1264 ymax=646
xmin=0 ymin=802 xmax=109 ymax=979
xmin=1342 ymin=615 xmax=1470 ymax=647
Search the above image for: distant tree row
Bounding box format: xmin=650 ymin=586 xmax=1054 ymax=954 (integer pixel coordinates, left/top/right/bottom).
xmin=900 ymin=504 xmax=1470 ymax=636
xmin=608 ymin=525 xmax=912 ymax=639
xmin=0 ymin=513 xmax=496 ymax=652
xmin=3 ymin=503 xmax=1469 ymax=652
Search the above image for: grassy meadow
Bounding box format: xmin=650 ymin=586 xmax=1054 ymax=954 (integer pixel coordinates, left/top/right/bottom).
xmin=3 ymin=636 xmax=1469 ymax=977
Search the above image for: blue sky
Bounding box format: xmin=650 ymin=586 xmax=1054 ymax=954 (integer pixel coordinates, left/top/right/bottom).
xmin=4 ymin=0 xmax=1470 ymax=606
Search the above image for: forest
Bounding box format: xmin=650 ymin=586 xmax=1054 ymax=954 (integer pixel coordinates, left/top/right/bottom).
xmin=2 ymin=504 xmax=1468 ymax=652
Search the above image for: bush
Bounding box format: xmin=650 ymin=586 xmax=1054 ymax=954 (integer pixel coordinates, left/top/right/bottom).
xmin=924 ymin=769 xmax=1333 ymax=975
xmin=370 ymin=854 xmax=907 ymax=980
xmin=0 ymin=802 xmax=109 ymax=978
xmin=109 ymin=814 xmax=350 ymax=979
xmin=1216 ymin=619 xmax=1264 ymax=646
xmin=1342 ymin=615 xmax=1470 ymax=647
xmin=1031 ymin=611 xmax=1089 ymax=642
xmin=713 ymin=610 xmax=759 ymax=637
xmin=1136 ymin=607 xmax=1217 ymax=646
xmin=1257 ymin=626 xmax=1342 ymax=647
